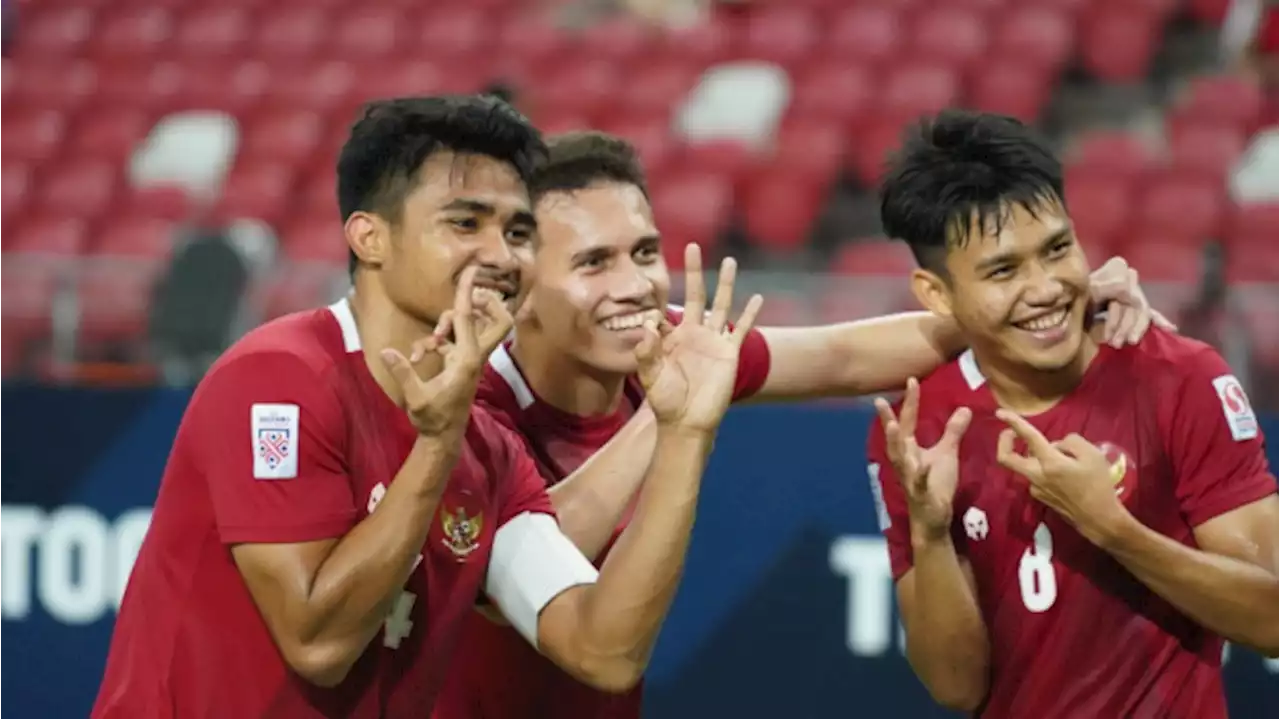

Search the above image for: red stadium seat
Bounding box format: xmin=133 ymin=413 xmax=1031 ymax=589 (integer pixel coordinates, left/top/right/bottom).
xmin=1064 ymin=170 xmax=1134 ymax=252
xmin=881 ymin=63 xmax=961 ymax=120
xmin=347 ymin=61 xmax=448 ymax=104
xmin=539 ymin=59 xmax=621 ymax=117
xmin=2 ymin=261 xmax=61 ymax=350
xmin=825 ymin=5 xmax=905 ymax=65
xmin=656 ymin=20 xmax=734 ymax=66
xmin=1068 ymin=131 xmax=1153 ymax=179
xmin=1174 ymin=75 xmax=1266 ymax=132
xmin=95 ymin=60 xmax=187 ymax=111
xmin=252 ymin=7 xmax=330 ymax=59
xmin=34 ymin=160 xmax=120 ymax=221
xmin=267 ymin=60 xmax=358 ymax=114
xmin=413 ymin=7 xmax=488 ymax=60
xmin=579 ymin=19 xmax=655 ymax=66
xmin=91 ymin=215 xmax=179 ymax=260
xmin=1167 ymin=121 xmax=1247 ymax=183
xmin=331 ymin=8 xmax=402 ymax=60
xmin=1225 ymin=238 xmax=1280 ymax=284
xmin=990 ymin=6 xmax=1075 ymax=73
xmin=278 ymin=216 xmax=349 ymax=265
xmin=174 ymin=59 xmax=272 ymax=115
xmin=241 ymin=109 xmax=326 ymax=165
xmin=649 ymin=170 xmax=733 ymax=263
xmin=7 ymin=59 xmax=97 ymax=112
xmin=212 ymin=162 xmax=299 ymax=225
xmin=89 ymin=8 xmax=174 ymax=59
xmin=618 ymin=60 xmax=700 ymax=114
xmin=2 ymin=162 xmax=33 ymax=222
xmin=173 ymin=6 xmax=252 ymax=59
xmin=770 ymin=117 xmax=847 ymax=181
xmin=76 ymin=260 xmax=166 ymax=346
xmin=1227 ymin=202 xmax=1280 ymax=251
xmin=261 ymin=268 xmax=344 ymax=320
xmin=119 ymin=185 xmax=194 ymax=222
xmin=789 ymin=62 xmax=878 ymax=123
xmin=912 ymin=7 xmax=988 ymax=70
xmin=535 ymin=111 xmax=596 ymax=137
xmin=849 ymin=115 xmax=911 ymax=187
xmin=741 ymin=172 xmax=824 ymax=252
xmin=1187 ymin=0 xmax=1232 ymax=25
xmin=740 ymin=7 xmax=821 ymax=65
xmin=66 ymin=106 xmax=154 ymax=161
xmin=14 ymin=7 xmax=95 ymax=58
xmin=1079 ymin=7 xmax=1159 ymax=83
xmin=497 ymin=14 xmax=570 ymax=67
xmin=7 ymin=216 xmax=89 ymax=257
xmin=2 ymin=109 xmax=68 ymax=164
xmin=819 ymin=282 xmax=911 ymax=323
xmin=754 ymin=293 xmax=812 ymax=326
xmin=830 ymin=240 xmax=917 ymax=277
xmin=597 ymin=113 xmax=679 ymax=178
xmin=682 ymin=140 xmax=756 ymax=185
xmin=968 ymin=60 xmax=1054 ymax=122
xmin=1136 ymin=173 xmax=1227 ymax=244
xmin=1111 ymin=234 xmax=1205 ymax=284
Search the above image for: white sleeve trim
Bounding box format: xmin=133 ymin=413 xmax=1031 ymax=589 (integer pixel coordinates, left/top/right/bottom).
xmin=486 ymin=512 xmax=599 ymax=647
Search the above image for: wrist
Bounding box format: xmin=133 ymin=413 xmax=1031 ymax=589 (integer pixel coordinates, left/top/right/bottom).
xmin=655 ymin=419 xmax=717 ymax=442
xmin=1085 ymin=500 xmax=1138 ymax=551
xmin=909 ymin=516 xmax=954 ymax=551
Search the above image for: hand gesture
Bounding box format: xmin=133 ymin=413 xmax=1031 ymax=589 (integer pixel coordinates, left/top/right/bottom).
xmin=380 ymin=266 xmax=514 ymax=436
xmin=995 ymin=410 xmax=1131 ymax=546
xmin=873 ymin=378 xmax=972 ymax=540
xmin=635 ymin=244 xmax=764 ymax=432
xmin=1089 ymin=256 xmax=1177 ymax=348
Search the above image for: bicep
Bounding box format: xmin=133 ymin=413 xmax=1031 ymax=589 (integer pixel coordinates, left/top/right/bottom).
xmin=231 ymin=539 xmax=339 ymax=645
xmin=1191 ymin=495 xmax=1280 ymax=574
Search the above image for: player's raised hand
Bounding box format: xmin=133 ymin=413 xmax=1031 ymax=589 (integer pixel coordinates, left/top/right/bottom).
xmin=995 ymin=410 xmax=1130 ymax=545
xmin=635 ymin=243 xmax=764 ymax=432
xmin=1089 ymin=257 xmax=1177 ymax=348
xmin=380 ymin=266 xmax=515 ymax=436
xmin=873 ymin=378 xmax=972 ymax=538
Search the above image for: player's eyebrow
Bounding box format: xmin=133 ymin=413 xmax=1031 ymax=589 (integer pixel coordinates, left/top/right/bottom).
xmin=975 ymin=227 xmax=1071 ymax=272
xmin=509 ymin=209 xmax=537 ymax=228
xmin=441 ymin=198 xmax=497 ymax=215
xmin=632 ymin=234 xmax=661 ymax=251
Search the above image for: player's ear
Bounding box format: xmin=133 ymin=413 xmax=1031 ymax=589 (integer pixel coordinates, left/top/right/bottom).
xmin=345 ymin=211 xmax=390 ymax=269
xmin=910 ymin=267 xmax=954 ymax=319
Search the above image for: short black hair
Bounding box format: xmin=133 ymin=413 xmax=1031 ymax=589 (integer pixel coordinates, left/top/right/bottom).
xmin=337 ymin=94 xmax=547 ymax=272
xmin=879 ymin=110 xmax=1065 ymax=274
xmin=528 ymin=131 xmax=649 ymax=203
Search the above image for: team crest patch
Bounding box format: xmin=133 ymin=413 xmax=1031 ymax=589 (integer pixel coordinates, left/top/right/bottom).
xmin=441 ymin=506 xmax=484 ymax=560
xmin=251 ymin=403 xmax=299 ymax=479
xmin=1099 ymin=441 xmax=1134 ymax=500
xmin=1212 ymin=375 xmax=1258 ymax=441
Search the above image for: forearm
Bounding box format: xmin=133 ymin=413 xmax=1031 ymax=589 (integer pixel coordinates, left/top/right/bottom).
xmin=303 ymin=434 xmax=461 ymax=663
xmin=1100 ymin=514 xmax=1279 ymax=656
xmin=758 ymin=313 xmax=965 ymax=400
xmin=571 ymin=425 xmax=713 ymax=673
xmin=548 ymin=406 xmax=658 ymax=560
xmin=903 ymin=531 xmax=990 ymax=710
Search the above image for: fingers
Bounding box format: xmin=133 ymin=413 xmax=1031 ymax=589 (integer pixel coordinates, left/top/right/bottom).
xmin=938 ymin=407 xmax=972 ymax=449
xmin=996 ymin=427 xmax=1041 ymax=479
xmin=471 ymin=290 xmax=515 ymax=355
xmin=380 ymin=348 xmax=422 ymax=398
xmin=682 ymin=243 xmax=706 ymax=323
xmin=706 ymin=257 xmax=738 ymax=332
xmin=451 ymin=266 xmax=479 ymax=350
xmin=994 ymin=409 xmax=1056 ymax=460
xmin=1151 ymin=309 xmax=1177 ymax=332
xmin=899 ymin=377 xmax=920 ymax=437
xmin=1088 ymin=256 xmax=1130 ymax=301
xmin=873 ymin=397 xmax=899 ymax=434
xmin=632 ymin=318 xmax=663 ymax=377
xmin=729 ymin=294 xmax=764 ymax=347
xmin=1052 ymin=433 xmax=1096 ymax=458
xmin=1107 ymin=302 xmax=1139 ymax=349
xmin=1101 ymin=300 xmax=1121 ymax=344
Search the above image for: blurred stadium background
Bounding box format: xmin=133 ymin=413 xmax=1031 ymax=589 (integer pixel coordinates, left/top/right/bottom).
xmin=1 ymin=0 xmax=1278 ymax=716
xmin=1 ymin=0 xmax=1277 ymax=402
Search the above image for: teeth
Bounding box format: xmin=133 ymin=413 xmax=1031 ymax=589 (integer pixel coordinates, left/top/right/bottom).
xmin=1019 ymin=309 xmax=1068 ymax=332
xmin=471 ymin=287 xmax=507 ymax=304
xmin=601 ymin=309 xmax=663 ymax=331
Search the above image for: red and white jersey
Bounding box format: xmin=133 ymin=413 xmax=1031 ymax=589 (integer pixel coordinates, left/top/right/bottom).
xmin=868 ymin=329 xmax=1277 ymax=719
xmin=434 ymin=305 xmax=773 ymax=719
xmin=93 ymin=299 xmax=577 ymax=719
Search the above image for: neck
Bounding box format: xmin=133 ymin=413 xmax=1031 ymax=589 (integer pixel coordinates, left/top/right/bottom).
xmin=974 ymin=337 xmax=1099 ymax=416
xmin=510 ymin=329 xmax=628 ymax=417
xmin=347 ymin=281 xmax=443 ymax=407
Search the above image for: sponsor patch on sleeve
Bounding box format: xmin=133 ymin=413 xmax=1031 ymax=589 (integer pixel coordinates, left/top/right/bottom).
xmin=1211 ymin=375 xmax=1258 ymax=441
xmin=252 ymin=403 xmax=299 ymax=479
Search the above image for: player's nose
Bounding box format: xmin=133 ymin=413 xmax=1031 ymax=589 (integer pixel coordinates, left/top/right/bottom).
xmin=609 ymin=262 xmax=655 ymax=304
xmin=1022 ymin=263 xmax=1067 ymax=305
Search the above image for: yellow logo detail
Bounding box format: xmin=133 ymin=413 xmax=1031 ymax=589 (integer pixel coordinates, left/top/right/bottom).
xmin=441 ymin=507 xmax=483 ymax=560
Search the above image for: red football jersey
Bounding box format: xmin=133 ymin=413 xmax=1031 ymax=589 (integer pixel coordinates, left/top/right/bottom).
xmin=433 ymin=306 xmax=772 ymax=719
xmin=868 ymin=329 xmax=1277 ymax=719
xmin=93 ymin=299 xmax=554 ymax=719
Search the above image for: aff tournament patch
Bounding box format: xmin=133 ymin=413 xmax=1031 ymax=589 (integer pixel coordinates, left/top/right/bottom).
xmin=1211 ymin=375 xmax=1258 ymax=441
xmin=252 ymin=403 xmax=299 ymax=479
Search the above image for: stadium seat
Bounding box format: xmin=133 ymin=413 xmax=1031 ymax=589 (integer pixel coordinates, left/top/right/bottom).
xmin=252 ymin=7 xmax=330 ymax=58
xmin=579 ymin=18 xmax=655 ymax=66
xmin=848 ymin=114 xmax=911 ymax=188
xmin=66 ymin=105 xmax=154 ymax=161
xmin=825 ymin=5 xmax=904 ymax=65
xmin=95 ymin=60 xmax=187 ymax=112
xmin=911 ymin=7 xmax=989 ymax=70
xmin=1110 ymin=234 xmax=1205 ymax=284
xmin=267 ymin=60 xmax=358 ymax=114
xmin=740 ymin=171 xmax=825 ymax=252
xmin=212 ymin=162 xmax=299 ymax=225
xmin=7 ymin=216 xmax=89 ymax=257
xmin=770 ymin=117 xmax=847 ymax=181
xmin=1 ymin=261 xmax=61 ymax=354
xmin=347 ymin=60 xmax=447 ymax=103
xmin=754 ymin=292 xmax=812 ymax=326
xmin=330 ymin=8 xmax=402 ymax=60
xmin=240 ymin=109 xmax=326 ymax=165
xmin=830 ymin=240 xmax=917 ymax=277
xmin=3 ymin=162 xmax=34 ymax=222
xmin=968 ymin=60 xmax=1054 ymax=122
xmin=261 ymin=267 xmax=346 ymax=320
xmin=1167 ymin=121 xmax=1248 ymax=183
xmin=118 ymin=185 xmax=194 ymax=222
xmin=278 ymin=216 xmax=349 ymax=265
xmin=1224 ymin=237 xmax=1280 ymax=284
xmin=1136 ymin=173 xmax=1226 ymax=244
xmin=990 ymin=6 xmax=1075 ymax=73
xmin=497 ymin=13 xmax=570 ymax=67
xmin=618 ymin=60 xmax=701 ymax=114
xmin=173 ymin=6 xmax=252 ymax=59
xmin=75 ymin=260 xmax=166 ymax=346
xmin=1064 ymin=169 xmax=1133 ymax=252
xmin=413 ymin=7 xmax=488 ymax=60
xmin=91 ymin=214 xmax=179 ymax=260
xmin=597 ymin=113 xmax=680 ymax=179
xmin=34 ymin=160 xmax=120 ymax=221
xmin=881 ymin=62 xmax=961 ymax=120
xmin=3 ymin=109 xmax=68 ymax=164
xmin=649 ymin=170 xmax=733 ymax=262
xmin=789 ymin=61 xmax=878 ymax=124
xmin=656 ymin=20 xmax=733 ymax=66
xmin=7 ymin=59 xmax=97 ymax=112
xmin=1068 ymin=130 xmax=1153 ymax=179
xmin=14 ymin=7 xmax=95 ymax=58
xmin=740 ymin=6 xmax=821 ymax=66
xmin=174 ymin=60 xmax=272 ymax=115
xmin=1226 ymin=202 xmax=1280 ymax=250
xmin=89 ymin=7 xmax=174 ymax=59
xmin=1079 ymin=7 xmax=1159 ymax=82
xmin=1174 ymin=75 xmax=1266 ymax=132
xmin=539 ymin=59 xmax=621 ymax=118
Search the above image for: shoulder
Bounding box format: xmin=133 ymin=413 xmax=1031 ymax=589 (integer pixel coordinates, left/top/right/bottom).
xmin=1127 ymin=327 xmax=1225 ymax=372
xmin=196 ymin=309 xmax=346 ymax=406
xmin=1121 ymin=328 xmax=1239 ymax=397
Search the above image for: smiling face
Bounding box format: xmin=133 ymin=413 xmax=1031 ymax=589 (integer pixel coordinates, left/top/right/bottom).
xmin=525 ymin=181 xmax=670 ymax=374
xmin=346 ymin=150 xmax=536 ymax=326
xmin=913 ymin=197 xmax=1094 ymax=373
